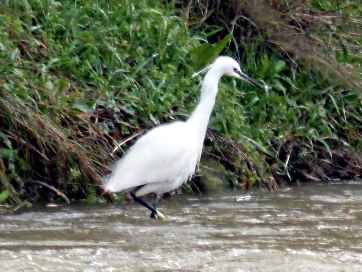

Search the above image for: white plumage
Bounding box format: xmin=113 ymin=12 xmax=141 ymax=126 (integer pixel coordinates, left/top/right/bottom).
xmin=104 ymin=56 xmax=262 ymax=218
xmin=105 ymin=121 xmax=199 ymax=196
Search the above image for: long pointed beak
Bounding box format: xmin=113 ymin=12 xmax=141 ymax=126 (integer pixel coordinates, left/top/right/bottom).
xmin=237 ymin=70 xmax=266 ymax=90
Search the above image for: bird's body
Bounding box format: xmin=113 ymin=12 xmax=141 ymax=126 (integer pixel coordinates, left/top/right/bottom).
xmin=105 ymin=121 xmax=200 ymax=197
xmin=104 ymin=56 xmax=263 ymax=218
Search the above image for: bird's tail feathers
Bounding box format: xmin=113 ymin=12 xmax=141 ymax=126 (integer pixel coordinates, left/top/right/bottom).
xmin=103 ymin=168 xmax=138 ymax=193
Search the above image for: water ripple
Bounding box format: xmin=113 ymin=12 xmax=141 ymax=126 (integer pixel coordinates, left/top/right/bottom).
xmin=1 ymin=183 xmax=362 ymax=271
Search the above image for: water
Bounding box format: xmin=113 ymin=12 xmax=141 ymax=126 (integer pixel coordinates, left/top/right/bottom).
xmin=1 ymin=182 xmax=362 ymax=272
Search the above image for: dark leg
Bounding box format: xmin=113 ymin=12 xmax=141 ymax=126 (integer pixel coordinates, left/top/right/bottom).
xmin=150 ymin=194 xmax=162 ymax=219
xmin=130 ymin=192 xmax=158 ymax=218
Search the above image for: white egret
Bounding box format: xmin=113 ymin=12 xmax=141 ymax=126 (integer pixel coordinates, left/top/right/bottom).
xmin=104 ymin=56 xmax=264 ymax=219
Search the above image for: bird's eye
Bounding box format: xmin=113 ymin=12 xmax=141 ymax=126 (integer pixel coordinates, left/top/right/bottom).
xmin=233 ymin=67 xmax=242 ymax=76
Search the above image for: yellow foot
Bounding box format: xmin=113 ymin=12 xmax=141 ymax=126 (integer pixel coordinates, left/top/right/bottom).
xmin=151 ymin=209 xmax=166 ymax=220
xmin=156 ymin=210 xmax=166 ymax=220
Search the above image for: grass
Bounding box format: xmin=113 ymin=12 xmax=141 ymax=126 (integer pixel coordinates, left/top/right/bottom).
xmin=0 ymin=0 xmax=361 ymax=206
xmin=0 ymin=0 xmax=202 ymax=205
xmin=180 ymin=0 xmax=362 ymax=188
xmin=182 ymin=0 xmax=362 ymax=90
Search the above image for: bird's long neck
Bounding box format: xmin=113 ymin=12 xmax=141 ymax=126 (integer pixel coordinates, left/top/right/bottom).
xmin=187 ymin=68 xmax=222 ymax=138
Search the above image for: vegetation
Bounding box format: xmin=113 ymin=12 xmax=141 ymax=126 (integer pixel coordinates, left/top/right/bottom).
xmin=0 ymin=0 xmax=361 ymax=207
xmin=180 ymin=0 xmax=362 ymax=189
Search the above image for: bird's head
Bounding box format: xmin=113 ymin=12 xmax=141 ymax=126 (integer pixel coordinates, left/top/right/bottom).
xmin=212 ymin=56 xmax=266 ymax=89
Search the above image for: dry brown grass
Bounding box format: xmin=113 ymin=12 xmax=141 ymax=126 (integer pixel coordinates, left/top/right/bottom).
xmin=0 ymin=92 xmax=113 ymax=204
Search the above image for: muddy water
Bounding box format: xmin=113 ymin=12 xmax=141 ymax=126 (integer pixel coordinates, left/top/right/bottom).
xmin=1 ymin=182 xmax=362 ymax=272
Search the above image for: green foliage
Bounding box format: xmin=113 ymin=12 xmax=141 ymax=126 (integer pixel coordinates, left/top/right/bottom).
xmin=0 ymin=0 xmax=202 ymax=204
xmin=0 ymin=0 xmax=361 ymax=204
xmin=190 ymin=33 xmax=232 ymax=70
xmin=181 ymin=0 xmax=362 ymax=186
xmin=0 ymin=190 xmax=9 ymax=204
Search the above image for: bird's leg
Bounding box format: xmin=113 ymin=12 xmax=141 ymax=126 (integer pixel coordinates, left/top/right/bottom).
xmin=150 ymin=198 xmax=157 ymax=219
xmin=150 ymin=194 xmax=163 ymax=219
xmin=130 ymin=192 xmax=158 ymax=217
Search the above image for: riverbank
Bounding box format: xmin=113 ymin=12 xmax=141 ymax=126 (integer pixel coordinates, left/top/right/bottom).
xmin=0 ymin=0 xmax=361 ymax=207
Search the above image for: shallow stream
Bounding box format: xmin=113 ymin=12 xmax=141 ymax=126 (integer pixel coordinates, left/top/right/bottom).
xmin=1 ymin=182 xmax=362 ymax=271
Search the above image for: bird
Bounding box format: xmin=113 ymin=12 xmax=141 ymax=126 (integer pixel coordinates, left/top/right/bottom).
xmin=103 ymin=56 xmax=264 ymax=219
